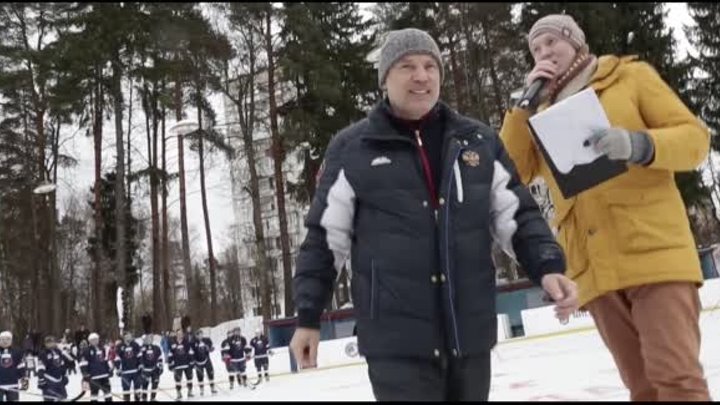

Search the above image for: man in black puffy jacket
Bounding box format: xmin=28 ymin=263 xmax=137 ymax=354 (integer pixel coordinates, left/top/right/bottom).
xmin=290 ymin=28 xmax=578 ymax=401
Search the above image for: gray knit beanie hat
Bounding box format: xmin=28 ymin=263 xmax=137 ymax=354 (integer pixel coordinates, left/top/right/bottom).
xmin=528 ymin=14 xmax=588 ymax=52
xmin=377 ymin=28 xmax=444 ymax=88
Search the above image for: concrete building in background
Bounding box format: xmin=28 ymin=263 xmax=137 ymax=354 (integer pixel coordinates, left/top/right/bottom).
xmin=223 ymin=69 xmax=309 ymax=320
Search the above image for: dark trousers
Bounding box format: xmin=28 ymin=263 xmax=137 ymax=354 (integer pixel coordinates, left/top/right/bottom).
xmin=0 ymin=388 xmax=19 ymax=402
xmin=141 ymin=371 xmax=160 ymax=400
xmin=42 ymin=381 xmax=67 ymax=402
xmin=254 ymin=358 xmax=269 ymax=372
xmin=120 ymin=372 xmax=142 ymax=401
xmin=366 ymin=352 xmax=491 ymax=401
xmin=89 ymin=377 xmax=112 ymax=402
xmin=195 ymin=362 xmax=214 ymax=385
xmin=173 ymin=367 xmax=193 ymax=392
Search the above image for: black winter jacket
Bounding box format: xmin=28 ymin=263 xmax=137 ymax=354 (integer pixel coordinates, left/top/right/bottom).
xmin=294 ymin=101 xmax=565 ymax=359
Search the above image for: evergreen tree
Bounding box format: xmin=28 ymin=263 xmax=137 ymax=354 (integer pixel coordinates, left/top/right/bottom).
xmin=86 ymin=172 xmax=141 ymax=331
xmin=686 ymin=3 xmax=720 ymax=146
xmin=0 ymin=2 xmax=74 ymax=334
xmin=279 ymin=2 xmax=378 ymax=201
xmin=685 ymin=3 xmax=720 ymax=244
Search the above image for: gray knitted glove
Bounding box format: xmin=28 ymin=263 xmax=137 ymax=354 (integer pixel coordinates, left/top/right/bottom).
xmin=587 ymin=128 xmax=655 ymax=165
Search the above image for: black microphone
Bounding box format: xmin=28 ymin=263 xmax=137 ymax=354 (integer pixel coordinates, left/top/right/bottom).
xmin=517 ymin=77 xmax=548 ymax=109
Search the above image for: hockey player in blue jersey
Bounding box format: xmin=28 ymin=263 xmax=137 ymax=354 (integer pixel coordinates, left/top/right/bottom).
xmin=220 ymin=330 xmax=235 ymax=389
xmin=192 ymin=330 xmax=216 ymax=396
xmin=168 ymin=329 xmax=195 ymax=400
xmin=250 ymin=329 xmax=271 ymax=383
xmin=221 ymin=327 xmax=252 ymax=389
xmin=0 ymin=331 xmax=27 ymax=402
xmin=139 ymin=335 xmax=163 ymax=401
xmin=79 ymin=333 xmax=113 ymax=402
xmin=37 ymin=336 xmax=68 ymax=401
xmin=113 ymin=332 xmax=142 ymax=401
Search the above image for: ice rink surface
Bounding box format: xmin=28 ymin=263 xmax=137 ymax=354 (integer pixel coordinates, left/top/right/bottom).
xmin=16 ymin=309 xmax=720 ymax=401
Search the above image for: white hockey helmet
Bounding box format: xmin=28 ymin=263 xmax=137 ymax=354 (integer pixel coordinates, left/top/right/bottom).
xmin=0 ymin=331 xmax=12 ymax=347
xmin=88 ymin=332 xmax=100 ymax=343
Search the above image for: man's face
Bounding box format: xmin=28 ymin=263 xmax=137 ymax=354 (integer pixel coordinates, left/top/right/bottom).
xmin=45 ymin=340 xmax=57 ymax=350
xmin=384 ymin=53 xmax=441 ymax=120
xmin=176 ymin=331 xmax=184 ymax=342
xmin=530 ymin=32 xmax=578 ymax=79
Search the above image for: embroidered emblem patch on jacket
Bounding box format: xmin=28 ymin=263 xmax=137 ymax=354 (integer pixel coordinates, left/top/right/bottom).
xmin=461 ymin=150 xmax=480 ymax=167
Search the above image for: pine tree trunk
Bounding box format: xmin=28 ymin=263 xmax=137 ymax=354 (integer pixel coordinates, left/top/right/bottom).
xmin=265 ymin=8 xmax=293 ymax=318
xmin=36 ymin=110 xmax=51 ymax=333
xmin=230 ymin=36 xmax=272 ymax=323
xmin=92 ymin=75 xmax=105 ymax=334
xmin=161 ymin=99 xmax=172 ymax=326
xmin=112 ymin=54 xmax=127 ymax=335
xmin=175 ymin=81 xmax=194 ymax=323
xmin=52 ymin=122 xmax=62 ymax=334
xmin=144 ymin=83 xmax=164 ymax=332
xmin=197 ymin=94 xmax=217 ymax=326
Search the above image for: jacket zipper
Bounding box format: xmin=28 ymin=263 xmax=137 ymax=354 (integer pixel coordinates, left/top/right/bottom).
xmin=370 ymin=259 xmax=377 ymax=319
xmin=444 ymin=145 xmax=464 ymax=356
xmin=414 ymin=130 xmax=440 ymax=220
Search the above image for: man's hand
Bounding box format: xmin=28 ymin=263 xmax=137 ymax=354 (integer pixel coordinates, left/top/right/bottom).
xmin=290 ymin=328 xmax=320 ymax=370
xmin=541 ymin=273 xmax=579 ymax=323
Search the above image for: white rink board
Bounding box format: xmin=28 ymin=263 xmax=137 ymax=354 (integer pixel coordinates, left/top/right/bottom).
xmin=316 ymin=336 xmax=362 ymax=369
xmin=699 ymin=278 xmax=720 ymax=310
xmin=521 ymin=278 xmax=720 ymax=337
xmin=497 ymin=314 xmax=512 ymax=342
xmin=521 ymin=305 xmax=596 ymax=337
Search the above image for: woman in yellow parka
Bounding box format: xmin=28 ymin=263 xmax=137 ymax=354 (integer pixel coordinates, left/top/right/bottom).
xmin=500 ymin=14 xmax=711 ymax=401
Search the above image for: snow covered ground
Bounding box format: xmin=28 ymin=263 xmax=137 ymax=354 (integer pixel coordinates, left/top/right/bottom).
xmin=16 ymin=308 xmax=720 ymax=401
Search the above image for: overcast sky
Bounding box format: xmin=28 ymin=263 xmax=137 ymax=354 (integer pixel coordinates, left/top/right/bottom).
xmin=55 ymin=3 xmax=697 ymax=258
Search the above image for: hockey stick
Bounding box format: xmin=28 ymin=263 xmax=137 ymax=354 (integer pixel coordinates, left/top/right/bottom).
xmin=1 ymin=386 xmax=85 ymax=402
xmin=46 ymin=387 xmax=87 ymax=403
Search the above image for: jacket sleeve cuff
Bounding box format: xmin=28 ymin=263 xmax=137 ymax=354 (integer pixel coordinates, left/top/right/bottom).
xmin=532 ymin=250 xmax=566 ymax=285
xmin=297 ymin=309 xmax=323 ymax=329
xmin=630 ymin=131 xmax=655 ymax=166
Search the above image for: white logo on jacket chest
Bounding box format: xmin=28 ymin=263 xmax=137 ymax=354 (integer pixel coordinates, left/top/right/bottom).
xmin=370 ymin=156 xmax=392 ymax=166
